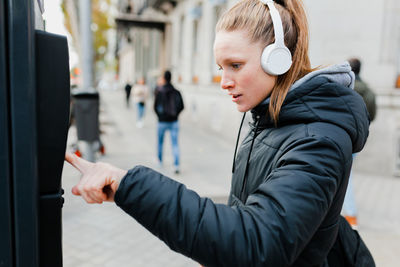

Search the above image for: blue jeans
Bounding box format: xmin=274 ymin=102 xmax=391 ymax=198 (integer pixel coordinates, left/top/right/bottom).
xmin=136 ymin=102 xmax=145 ymax=121
xmin=343 ymin=154 xmax=357 ymax=216
xmin=157 ymin=121 xmax=180 ymax=167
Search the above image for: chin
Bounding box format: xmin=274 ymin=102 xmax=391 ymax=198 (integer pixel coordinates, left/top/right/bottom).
xmin=236 ymin=105 xmax=251 ymax=113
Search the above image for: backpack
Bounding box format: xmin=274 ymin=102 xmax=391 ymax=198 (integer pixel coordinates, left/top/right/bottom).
xmin=326 ymin=216 xmax=375 ymax=267
xmin=155 ymin=86 xmax=183 ymax=119
xmin=354 ymin=80 xmax=376 ymax=121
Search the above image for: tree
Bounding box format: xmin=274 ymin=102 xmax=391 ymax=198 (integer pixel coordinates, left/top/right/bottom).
xmin=61 ymin=0 xmax=113 ymax=79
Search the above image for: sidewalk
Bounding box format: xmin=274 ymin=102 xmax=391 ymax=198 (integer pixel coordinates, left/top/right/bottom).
xmin=62 ymin=88 xmax=400 ymax=266
xmin=351 ymin=171 xmax=400 ymax=265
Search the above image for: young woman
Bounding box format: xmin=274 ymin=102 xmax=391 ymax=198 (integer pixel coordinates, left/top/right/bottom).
xmin=66 ymin=0 xmax=371 ymax=266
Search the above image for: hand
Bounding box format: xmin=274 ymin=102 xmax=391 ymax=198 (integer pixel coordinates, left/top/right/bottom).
xmin=65 ymin=152 xmax=128 ymax=204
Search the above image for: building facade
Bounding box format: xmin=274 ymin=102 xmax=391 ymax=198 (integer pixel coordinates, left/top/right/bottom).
xmin=116 ymin=0 xmax=400 ymax=176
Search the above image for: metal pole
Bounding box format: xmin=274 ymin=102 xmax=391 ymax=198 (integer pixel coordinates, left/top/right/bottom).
xmin=79 ymin=0 xmax=93 ymax=92
xmin=397 ymin=47 xmax=400 ymax=88
xmin=78 ymin=0 xmax=96 ymax=162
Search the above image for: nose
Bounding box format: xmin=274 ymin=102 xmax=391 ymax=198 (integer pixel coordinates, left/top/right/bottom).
xmin=221 ymin=72 xmax=234 ymax=90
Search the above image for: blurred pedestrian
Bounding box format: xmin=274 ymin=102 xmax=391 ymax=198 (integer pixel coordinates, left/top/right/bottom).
xmin=154 ymin=70 xmax=184 ymax=173
xmin=342 ymin=58 xmax=377 ymax=229
xmin=132 ymin=77 xmax=149 ymax=128
xmin=124 ymin=82 xmax=132 ymax=108
xmin=348 ymin=58 xmax=377 ymax=121
xmin=65 ymin=0 xmax=374 ymax=266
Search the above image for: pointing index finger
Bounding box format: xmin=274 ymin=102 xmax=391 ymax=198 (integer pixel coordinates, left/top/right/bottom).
xmin=65 ymin=152 xmax=94 ymax=173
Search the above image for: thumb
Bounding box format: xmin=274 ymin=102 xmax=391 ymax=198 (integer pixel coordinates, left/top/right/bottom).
xmin=71 ymin=185 xmax=81 ymax=196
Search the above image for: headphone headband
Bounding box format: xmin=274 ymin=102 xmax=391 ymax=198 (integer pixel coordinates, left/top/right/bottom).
xmin=260 ymin=0 xmax=285 ymax=46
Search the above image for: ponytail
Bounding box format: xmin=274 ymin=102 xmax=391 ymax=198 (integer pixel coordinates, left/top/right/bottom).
xmin=269 ymin=0 xmax=314 ymax=124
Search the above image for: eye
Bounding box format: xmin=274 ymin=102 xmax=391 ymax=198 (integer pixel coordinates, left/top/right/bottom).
xmin=231 ymin=63 xmax=241 ymax=69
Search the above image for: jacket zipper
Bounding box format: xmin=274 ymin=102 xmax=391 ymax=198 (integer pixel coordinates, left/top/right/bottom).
xmin=240 ymin=115 xmax=260 ymax=201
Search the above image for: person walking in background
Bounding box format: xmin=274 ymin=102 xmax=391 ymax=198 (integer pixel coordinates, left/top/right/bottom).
xmin=348 ymin=58 xmax=377 ymax=121
xmin=124 ymin=82 xmax=132 ymax=108
xmin=65 ymin=0 xmax=374 ymax=265
xmin=132 ymin=77 xmax=149 ymax=128
xmin=154 ymin=70 xmax=184 ymax=173
xmin=343 ymin=58 xmax=377 ymax=229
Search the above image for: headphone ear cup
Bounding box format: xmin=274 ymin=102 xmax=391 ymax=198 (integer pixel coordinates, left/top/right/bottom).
xmin=261 ymin=43 xmax=292 ymax=75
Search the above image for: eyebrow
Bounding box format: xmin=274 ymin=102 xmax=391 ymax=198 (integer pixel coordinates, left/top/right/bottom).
xmin=216 ymin=57 xmax=245 ymax=65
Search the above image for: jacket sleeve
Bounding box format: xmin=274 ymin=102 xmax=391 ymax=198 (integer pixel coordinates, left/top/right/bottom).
xmin=114 ymin=136 xmax=347 ymax=267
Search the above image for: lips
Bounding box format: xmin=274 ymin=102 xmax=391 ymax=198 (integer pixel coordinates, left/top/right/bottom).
xmin=230 ymin=93 xmax=242 ymax=102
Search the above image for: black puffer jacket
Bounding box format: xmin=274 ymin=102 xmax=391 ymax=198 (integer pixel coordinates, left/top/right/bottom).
xmin=115 ymin=63 xmax=369 ymax=266
xmin=154 ymin=83 xmax=184 ymax=122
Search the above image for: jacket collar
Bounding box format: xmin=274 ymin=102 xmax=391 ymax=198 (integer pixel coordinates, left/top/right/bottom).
xmin=250 ymin=98 xmax=273 ymax=129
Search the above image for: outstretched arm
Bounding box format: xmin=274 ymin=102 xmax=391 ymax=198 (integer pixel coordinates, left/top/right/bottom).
xmin=65 ymin=135 xmax=347 ymax=266
xmin=114 ymin=136 xmax=347 ymax=266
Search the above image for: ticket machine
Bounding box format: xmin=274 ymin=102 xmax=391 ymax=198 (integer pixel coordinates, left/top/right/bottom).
xmin=0 ymin=1 xmax=70 ymax=266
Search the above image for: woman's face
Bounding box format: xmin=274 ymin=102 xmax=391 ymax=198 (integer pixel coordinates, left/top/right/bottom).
xmin=214 ymin=30 xmax=277 ymax=112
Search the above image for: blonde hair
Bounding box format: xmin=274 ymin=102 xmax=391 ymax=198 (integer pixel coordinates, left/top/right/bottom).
xmin=216 ymin=0 xmax=313 ymax=124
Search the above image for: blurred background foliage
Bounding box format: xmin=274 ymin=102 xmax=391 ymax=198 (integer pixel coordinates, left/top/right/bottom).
xmin=61 ymin=0 xmax=113 ymax=75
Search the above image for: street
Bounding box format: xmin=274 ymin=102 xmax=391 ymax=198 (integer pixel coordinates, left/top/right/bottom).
xmin=62 ymin=88 xmax=400 ymax=266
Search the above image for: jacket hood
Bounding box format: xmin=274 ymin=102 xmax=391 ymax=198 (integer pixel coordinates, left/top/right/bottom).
xmin=290 ymin=62 xmax=355 ymax=91
xmin=251 ymin=62 xmax=369 ymax=153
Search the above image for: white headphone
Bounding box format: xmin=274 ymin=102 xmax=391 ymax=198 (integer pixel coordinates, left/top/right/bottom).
xmin=259 ymin=0 xmax=292 ymax=75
